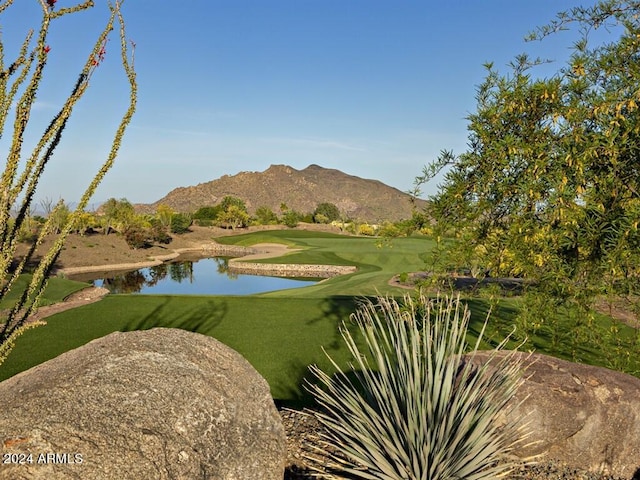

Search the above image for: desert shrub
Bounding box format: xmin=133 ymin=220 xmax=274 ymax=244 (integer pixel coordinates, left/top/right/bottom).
xmin=155 ymin=204 xmax=174 ymax=229
xmin=123 ymin=227 xmax=152 ymax=249
xmin=377 ymin=221 xmax=402 ymax=238
xmin=313 ymin=213 xmax=329 ymax=224
xmin=299 ymin=213 xmax=314 ymax=224
xmin=282 ymin=210 xmax=301 ymax=228
xmin=254 ymin=206 xmax=279 ymax=225
xmin=358 ymin=223 xmax=376 ymax=236
xmin=170 ymin=213 xmax=192 ymax=234
xmin=308 ymin=294 xmax=527 ymax=480
xmin=17 ymin=222 xmax=38 ymax=244
xmin=193 ymin=205 xmax=222 ymax=221
xmin=219 ymin=195 xmax=246 ymax=212
xmin=216 ymin=205 xmax=249 ymax=229
xmin=71 ymin=211 xmax=98 ymax=236
xmin=313 ymin=202 xmax=340 ymax=223
xmin=150 ymin=223 xmax=172 ymax=245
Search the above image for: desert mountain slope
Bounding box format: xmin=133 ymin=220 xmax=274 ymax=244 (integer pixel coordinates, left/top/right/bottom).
xmin=140 ymin=164 xmax=425 ymax=222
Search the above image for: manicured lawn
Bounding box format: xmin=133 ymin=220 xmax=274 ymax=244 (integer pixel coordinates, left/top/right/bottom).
xmin=1 ymin=230 xmax=639 ymax=407
xmin=218 ymin=230 xmax=435 ymax=297
xmin=0 ymin=275 xmax=88 ymax=310
xmin=0 ymin=294 xmax=361 ymax=407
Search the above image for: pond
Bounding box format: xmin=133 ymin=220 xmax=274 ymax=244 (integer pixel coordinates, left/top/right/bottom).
xmin=69 ymin=257 xmax=318 ymax=295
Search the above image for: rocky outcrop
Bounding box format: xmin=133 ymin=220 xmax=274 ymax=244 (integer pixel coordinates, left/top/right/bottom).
xmin=0 ymin=328 xmax=285 ymax=480
xmin=466 ymin=351 xmax=640 ymax=479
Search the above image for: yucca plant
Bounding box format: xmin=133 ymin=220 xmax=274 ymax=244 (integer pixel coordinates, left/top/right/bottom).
xmin=307 ymin=293 xmax=529 ymax=480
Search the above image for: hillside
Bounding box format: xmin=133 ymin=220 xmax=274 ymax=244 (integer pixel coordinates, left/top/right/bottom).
xmin=139 ymin=164 xmax=425 ymax=222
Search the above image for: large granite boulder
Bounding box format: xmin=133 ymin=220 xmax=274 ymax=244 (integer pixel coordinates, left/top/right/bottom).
xmin=467 ymin=351 xmax=640 ymax=478
xmin=0 ymin=328 xmax=285 ymax=480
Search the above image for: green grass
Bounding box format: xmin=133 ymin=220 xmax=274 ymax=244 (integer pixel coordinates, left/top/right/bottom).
xmin=0 ymin=275 xmax=89 ymax=310
xmin=219 ymin=230 xmax=435 ymax=297
xmin=1 ymin=230 xmax=639 ymax=407
xmin=0 ymin=294 xmax=361 ymax=408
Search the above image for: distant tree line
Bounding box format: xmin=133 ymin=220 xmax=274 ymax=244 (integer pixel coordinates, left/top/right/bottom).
xmin=15 ymin=196 xmax=428 ymax=251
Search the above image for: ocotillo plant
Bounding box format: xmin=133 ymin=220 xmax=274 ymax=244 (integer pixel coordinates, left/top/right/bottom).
xmin=0 ymin=0 xmax=137 ymax=364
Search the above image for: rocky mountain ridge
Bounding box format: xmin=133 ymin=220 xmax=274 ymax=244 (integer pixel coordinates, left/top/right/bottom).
xmin=137 ymin=164 xmax=425 ymax=222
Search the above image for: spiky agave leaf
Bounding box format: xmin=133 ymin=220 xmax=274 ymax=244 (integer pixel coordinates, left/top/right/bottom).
xmin=307 ymin=293 xmax=528 ymax=480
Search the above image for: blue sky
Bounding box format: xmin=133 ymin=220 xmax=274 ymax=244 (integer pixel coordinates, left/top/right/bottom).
xmin=2 ymin=0 xmax=599 ymax=207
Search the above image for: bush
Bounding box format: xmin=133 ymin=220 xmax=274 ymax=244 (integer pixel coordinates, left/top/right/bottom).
xmin=193 ymin=205 xmax=222 ymax=221
xmin=313 ymin=202 xmax=340 ymax=223
xmin=307 ymin=294 xmax=527 ymax=480
xmin=282 ymin=210 xmax=301 ymax=228
xmin=170 ymin=213 xmax=192 ymax=234
xmin=300 ymin=213 xmax=314 ymax=224
xmin=358 ymin=223 xmax=376 ymax=236
xmin=254 ymin=206 xmax=279 ymax=225
xmin=151 ymin=223 xmax=172 ymax=245
xmin=123 ymin=227 xmax=152 ymax=249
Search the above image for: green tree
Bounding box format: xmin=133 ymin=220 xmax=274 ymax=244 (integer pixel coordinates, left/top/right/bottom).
xmin=101 ymin=197 xmax=135 ymax=234
xmin=216 ymin=204 xmax=249 ymax=229
xmin=313 ymin=202 xmax=340 ymax=223
xmin=71 ymin=211 xmax=98 ymax=236
xmin=0 ymin=1 xmax=136 ymax=364
xmin=155 ymin=204 xmax=174 ymax=229
xmin=215 ymin=196 xmax=249 ymax=229
xmin=170 ymin=212 xmax=192 ymax=234
xmin=254 ymin=205 xmax=278 ymax=225
xmin=48 ymin=201 xmax=70 ymax=234
xmin=282 ymin=209 xmax=301 ymax=228
xmin=193 ymin=205 xmax=222 ymax=223
xmin=219 ymin=195 xmax=247 ymax=213
xmin=416 ymin=1 xmax=640 ymax=356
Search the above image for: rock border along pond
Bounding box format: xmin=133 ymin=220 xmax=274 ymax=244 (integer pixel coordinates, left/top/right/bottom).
xmin=204 ymin=242 xmax=357 ymax=278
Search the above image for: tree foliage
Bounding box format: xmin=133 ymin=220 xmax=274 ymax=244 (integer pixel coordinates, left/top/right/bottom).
xmin=169 ymin=212 xmax=192 ymax=234
xmin=215 ymin=196 xmax=249 ymax=229
xmin=0 ymin=0 xmax=137 ymax=364
xmin=254 ymin=205 xmax=278 ymax=225
xmin=313 ymin=202 xmax=340 ymax=223
xmin=101 ymin=197 xmax=135 ymax=234
xmin=418 ymin=1 xmax=640 ymax=321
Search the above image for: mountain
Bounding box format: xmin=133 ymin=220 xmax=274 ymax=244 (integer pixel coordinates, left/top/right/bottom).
xmin=139 ymin=164 xmax=425 ymax=222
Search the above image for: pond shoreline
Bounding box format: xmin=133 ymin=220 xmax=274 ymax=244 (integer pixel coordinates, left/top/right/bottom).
xmin=55 ymin=241 xmax=355 ymax=279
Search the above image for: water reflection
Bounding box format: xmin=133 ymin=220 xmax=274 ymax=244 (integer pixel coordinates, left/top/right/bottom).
xmin=82 ymin=257 xmax=316 ymax=295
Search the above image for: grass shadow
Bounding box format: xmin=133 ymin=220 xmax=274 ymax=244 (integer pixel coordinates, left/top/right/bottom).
xmin=120 ymin=295 xmax=227 ymax=334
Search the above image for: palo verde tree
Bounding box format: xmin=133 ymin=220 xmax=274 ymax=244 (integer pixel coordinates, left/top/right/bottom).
xmin=0 ymin=0 xmax=137 ymax=364
xmin=416 ymin=1 xmax=640 ymax=362
xmin=216 ymin=195 xmax=249 ymax=229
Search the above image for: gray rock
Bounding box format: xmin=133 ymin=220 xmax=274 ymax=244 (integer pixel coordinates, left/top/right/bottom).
xmin=0 ymin=328 xmax=285 ymax=479
xmin=467 ymin=351 xmax=640 ymax=479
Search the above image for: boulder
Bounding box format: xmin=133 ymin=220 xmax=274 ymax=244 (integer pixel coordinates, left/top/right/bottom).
xmin=467 ymin=351 xmax=640 ymax=478
xmin=0 ymin=328 xmax=285 ymax=480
